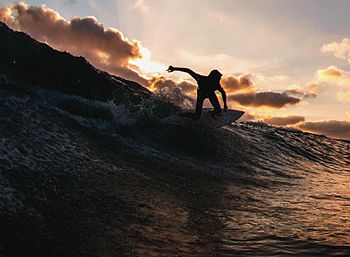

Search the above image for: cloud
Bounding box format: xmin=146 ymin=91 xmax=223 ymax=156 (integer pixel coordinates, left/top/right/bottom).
xmin=220 ymin=74 xmax=302 ymax=109
xmin=298 ymin=120 xmax=350 ymax=140
xmin=316 ymin=66 xmax=345 ymax=81
xmin=312 ymin=66 xmax=350 ymax=102
xmin=0 ymin=6 xmax=11 ymax=19
xmin=347 ymin=112 xmax=350 ymax=121
xmin=263 ymin=115 xmax=305 ymax=126
xmin=283 ymin=66 xmax=350 ymax=102
xmin=321 ymin=38 xmax=350 ymax=64
xmin=229 ymin=91 xmax=301 ymax=108
xmin=0 ymin=2 xmax=148 ymax=85
xmin=221 ymin=74 xmax=255 ymax=94
xmin=134 ymin=0 xmax=151 ymax=13
xmin=283 ymin=84 xmax=318 ymax=98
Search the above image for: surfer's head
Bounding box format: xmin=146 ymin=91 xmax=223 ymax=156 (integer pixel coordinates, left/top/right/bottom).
xmin=208 ymin=69 xmax=222 ymax=82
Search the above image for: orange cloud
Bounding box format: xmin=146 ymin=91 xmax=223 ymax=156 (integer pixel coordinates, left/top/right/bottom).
xmin=0 ymin=2 xmax=148 ymax=85
xmin=317 ymin=66 xmax=344 ymax=80
xmin=312 ymin=66 xmax=350 ymax=100
xmin=284 ymin=84 xmax=318 ymax=98
xmin=263 ymin=115 xmax=305 ymax=126
xmin=283 ymin=66 xmax=350 ymax=101
xmin=0 ymin=6 xmax=11 ymax=18
xmin=298 ymin=120 xmax=350 ymax=140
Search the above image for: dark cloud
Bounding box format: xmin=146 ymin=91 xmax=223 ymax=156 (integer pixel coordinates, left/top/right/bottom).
xmin=263 ymin=115 xmax=305 ymax=126
xmin=221 ymin=74 xmax=255 ymax=94
xmin=222 ymin=74 xmax=303 ymax=109
xmin=229 ymin=92 xmax=301 ymax=108
xmin=0 ymin=3 xmax=147 ymax=85
xmin=298 ymin=120 xmax=350 ymax=140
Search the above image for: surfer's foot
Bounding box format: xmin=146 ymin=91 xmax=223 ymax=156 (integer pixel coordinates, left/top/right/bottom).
xmin=210 ymin=110 xmax=222 ymax=119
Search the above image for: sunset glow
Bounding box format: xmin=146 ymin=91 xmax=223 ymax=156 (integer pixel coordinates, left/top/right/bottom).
xmin=129 ymin=46 xmax=166 ymax=77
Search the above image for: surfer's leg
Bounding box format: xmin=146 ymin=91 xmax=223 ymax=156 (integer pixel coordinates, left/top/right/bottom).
xmin=209 ymin=93 xmax=222 ymax=116
xmin=179 ymin=91 xmax=205 ymax=120
xmin=194 ymin=93 xmax=205 ymax=120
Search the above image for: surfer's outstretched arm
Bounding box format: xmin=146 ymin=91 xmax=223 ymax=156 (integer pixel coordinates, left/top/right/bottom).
xmin=218 ymin=87 xmax=228 ymax=110
xmin=167 ymin=66 xmax=199 ymax=80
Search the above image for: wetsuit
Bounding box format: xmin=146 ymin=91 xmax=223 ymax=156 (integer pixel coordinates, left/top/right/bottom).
xmin=173 ymin=67 xmax=226 ymax=120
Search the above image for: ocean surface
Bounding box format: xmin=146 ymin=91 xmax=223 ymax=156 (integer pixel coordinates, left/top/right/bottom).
xmin=1 ymin=80 xmax=349 ymax=257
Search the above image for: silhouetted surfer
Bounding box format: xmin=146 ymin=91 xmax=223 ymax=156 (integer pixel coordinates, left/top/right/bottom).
xmin=167 ymin=65 xmax=227 ymax=120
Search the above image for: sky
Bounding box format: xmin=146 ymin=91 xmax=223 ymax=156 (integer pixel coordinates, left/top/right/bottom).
xmin=1 ymin=0 xmax=350 ymax=139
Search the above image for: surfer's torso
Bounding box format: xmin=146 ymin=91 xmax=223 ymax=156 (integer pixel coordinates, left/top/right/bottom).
xmin=195 ymin=74 xmax=222 ymax=96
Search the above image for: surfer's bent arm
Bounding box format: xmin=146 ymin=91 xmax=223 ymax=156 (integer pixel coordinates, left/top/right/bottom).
xmin=167 ymin=66 xmax=199 ymax=80
xmin=218 ymin=87 xmax=228 ymax=110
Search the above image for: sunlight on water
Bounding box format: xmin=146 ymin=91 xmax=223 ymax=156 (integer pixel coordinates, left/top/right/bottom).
xmin=216 ymin=125 xmax=350 ymax=256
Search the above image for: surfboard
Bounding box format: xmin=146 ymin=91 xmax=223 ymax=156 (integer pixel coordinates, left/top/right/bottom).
xmin=160 ymin=108 xmax=245 ymax=129
xmin=197 ymin=109 xmax=245 ymax=128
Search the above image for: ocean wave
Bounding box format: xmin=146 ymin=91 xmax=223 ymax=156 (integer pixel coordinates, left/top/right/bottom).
xmin=1 ymin=78 xmax=350 ymax=257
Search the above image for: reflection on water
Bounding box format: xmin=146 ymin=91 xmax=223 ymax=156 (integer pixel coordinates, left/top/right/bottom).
xmin=222 ymin=170 xmax=350 ymax=256
xmin=127 ymin=123 xmax=350 ymax=256
xmin=220 ymin=125 xmax=350 ymax=256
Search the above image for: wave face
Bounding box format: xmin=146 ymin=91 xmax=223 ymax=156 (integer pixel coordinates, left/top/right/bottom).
xmin=1 ymin=80 xmax=350 ymax=257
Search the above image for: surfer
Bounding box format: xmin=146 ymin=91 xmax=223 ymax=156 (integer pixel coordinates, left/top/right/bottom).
xmin=167 ymin=65 xmax=228 ymax=120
